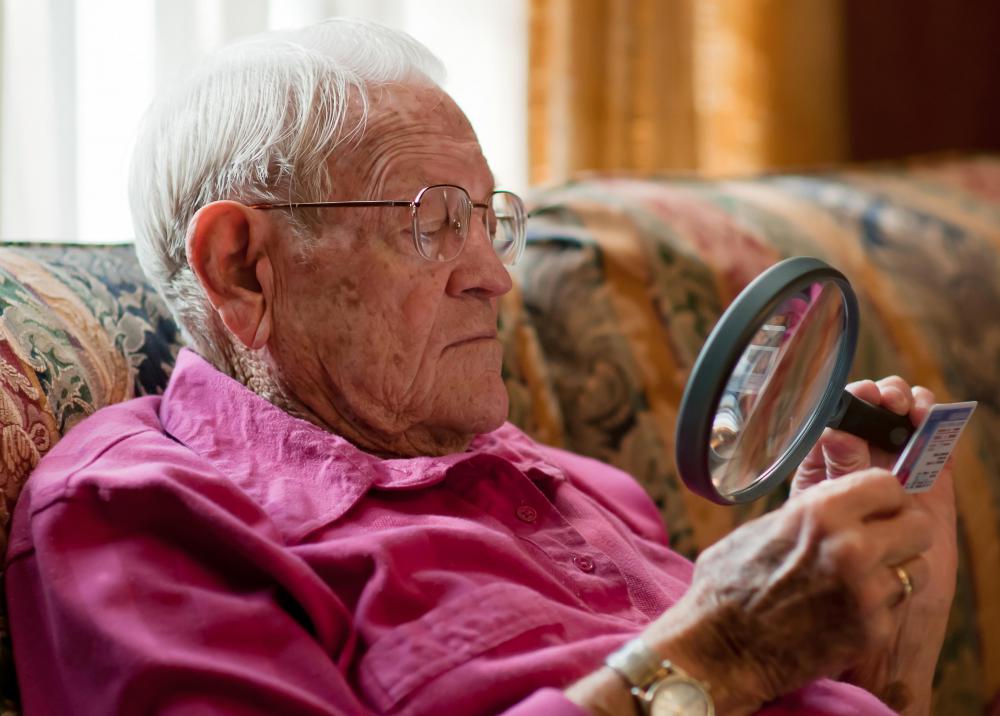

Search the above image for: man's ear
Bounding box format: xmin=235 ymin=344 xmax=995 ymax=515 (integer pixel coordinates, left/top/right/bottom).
xmin=185 ymin=201 xmax=275 ymax=350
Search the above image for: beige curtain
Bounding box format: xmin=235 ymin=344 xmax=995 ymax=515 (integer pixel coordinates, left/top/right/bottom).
xmin=529 ymin=0 xmax=847 ymax=184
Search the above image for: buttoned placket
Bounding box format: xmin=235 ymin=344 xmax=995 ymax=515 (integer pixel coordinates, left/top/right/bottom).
xmin=444 ymin=454 xmax=636 ymax=614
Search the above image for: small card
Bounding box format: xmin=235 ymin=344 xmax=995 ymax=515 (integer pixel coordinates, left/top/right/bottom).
xmin=892 ymin=401 xmax=977 ymax=493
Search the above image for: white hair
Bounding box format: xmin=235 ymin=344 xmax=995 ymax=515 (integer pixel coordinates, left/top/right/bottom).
xmin=128 ymin=17 xmax=445 ymax=373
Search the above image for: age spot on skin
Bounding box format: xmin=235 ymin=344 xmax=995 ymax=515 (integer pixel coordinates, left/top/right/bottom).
xmin=335 ymin=275 xmax=361 ymax=309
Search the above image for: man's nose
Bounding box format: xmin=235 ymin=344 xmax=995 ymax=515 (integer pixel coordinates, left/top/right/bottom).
xmin=446 ymin=213 xmax=513 ymax=299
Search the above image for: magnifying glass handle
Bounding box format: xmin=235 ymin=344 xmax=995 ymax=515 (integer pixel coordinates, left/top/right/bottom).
xmin=827 ymin=390 xmax=915 ymax=453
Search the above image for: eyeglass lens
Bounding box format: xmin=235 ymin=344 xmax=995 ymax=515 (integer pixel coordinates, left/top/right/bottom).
xmin=489 ymin=191 xmax=526 ymax=265
xmin=415 ymin=186 xmax=525 ymax=265
xmin=414 ymin=186 xmax=469 ymax=262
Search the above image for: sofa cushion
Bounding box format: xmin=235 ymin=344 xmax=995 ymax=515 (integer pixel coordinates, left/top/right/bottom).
xmin=0 ymin=245 xmax=182 ymax=539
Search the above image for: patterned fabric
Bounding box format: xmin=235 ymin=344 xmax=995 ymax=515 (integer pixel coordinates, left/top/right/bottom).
xmin=0 ymin=245 xmax=181 ymax=528
xmin=0 ymin=155 xmax=998 ymax=713
xmin=517 ymin=155 xmax=1000 ymax=715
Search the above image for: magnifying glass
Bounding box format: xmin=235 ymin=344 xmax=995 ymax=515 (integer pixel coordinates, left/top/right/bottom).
xmin=675 ymin=257 xmax=914 ymax=505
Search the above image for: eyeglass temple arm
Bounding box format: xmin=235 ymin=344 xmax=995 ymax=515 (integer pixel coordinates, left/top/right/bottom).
xmin=247 ymin=200 xmax=414 ymax=210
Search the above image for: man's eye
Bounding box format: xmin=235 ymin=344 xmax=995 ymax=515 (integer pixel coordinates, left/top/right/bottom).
xmin=419 ymin=215 xmax=447 ymax=233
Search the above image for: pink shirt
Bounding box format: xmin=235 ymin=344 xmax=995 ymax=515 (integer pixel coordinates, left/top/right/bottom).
xmin=6 ymin=349 xmax=893 ymax=715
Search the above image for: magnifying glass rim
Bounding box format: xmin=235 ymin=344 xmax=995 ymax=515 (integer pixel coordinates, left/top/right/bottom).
xmin=675 ymin=256 xmax=860 ymax=504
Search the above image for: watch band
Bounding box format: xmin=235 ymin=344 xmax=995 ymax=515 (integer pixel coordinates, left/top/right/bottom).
xmin=606 ymin=637 xmax=668 ymax=690
xmin=605 ymin=637 xmax=714 ymax=715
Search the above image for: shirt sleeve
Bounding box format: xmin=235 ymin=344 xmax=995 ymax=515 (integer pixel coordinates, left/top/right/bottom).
xmin=499 ymin=689 xmax=590 ymax=716
xmin=760 ymin=679 xmax=897 ymax=715
xmin=497 ymin=680 xmax=894 ymax=716
xmin=6 ymin=475 xmax=375 ymax=715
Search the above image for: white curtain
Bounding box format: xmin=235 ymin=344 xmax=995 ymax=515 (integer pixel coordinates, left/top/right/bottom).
xmin=0 ymin=0 xmax=527 ymax=243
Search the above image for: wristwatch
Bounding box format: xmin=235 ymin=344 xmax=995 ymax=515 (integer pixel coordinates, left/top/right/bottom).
xmin=605 ymin=637 xmax=714 ymax=716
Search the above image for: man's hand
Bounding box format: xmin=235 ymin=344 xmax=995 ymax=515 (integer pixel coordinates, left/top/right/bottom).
xmin=567 ymin=377 xmax=955 ymax=716
xmin=790 ymin=377 xmax=957 ymax=714
xmin=792 ymin=376 xmax=920 ymax=489
xmin=635 ymin=469 xmax=935 ymax=714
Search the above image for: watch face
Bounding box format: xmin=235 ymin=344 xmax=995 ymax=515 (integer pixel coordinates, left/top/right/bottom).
xmin=648 ymin=677 xmax=712 ymax=716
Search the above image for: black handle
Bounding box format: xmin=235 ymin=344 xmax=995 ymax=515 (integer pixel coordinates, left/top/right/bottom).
xmin=827 ymin=390 xmax=914 ymax=453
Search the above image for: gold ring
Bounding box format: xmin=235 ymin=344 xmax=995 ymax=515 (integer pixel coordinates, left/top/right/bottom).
xmin=894 ymin=565 xmax=914 ymax=602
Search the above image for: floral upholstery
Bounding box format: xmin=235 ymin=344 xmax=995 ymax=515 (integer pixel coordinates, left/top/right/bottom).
xmin=1 ymin=156 xmax=999 ymax=713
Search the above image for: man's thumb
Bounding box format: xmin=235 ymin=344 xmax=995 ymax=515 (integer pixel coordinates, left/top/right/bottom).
xmin=820 ymin=431 xmax=871 ymax=478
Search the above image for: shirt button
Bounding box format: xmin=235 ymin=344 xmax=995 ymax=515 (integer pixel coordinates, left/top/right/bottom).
xmin=573 ymin=555 xmax=595 ymax=573
xmin=516 ymin=505 xmax=538 ymax=523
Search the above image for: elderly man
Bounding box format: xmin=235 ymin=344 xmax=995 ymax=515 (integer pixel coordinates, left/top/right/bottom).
xmin=6 ymin=18 xmax=953 ymax=716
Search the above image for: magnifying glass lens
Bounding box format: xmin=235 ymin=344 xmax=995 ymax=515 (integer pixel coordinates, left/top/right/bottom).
xmin=708 ymin=281 xmax=846 ymax=498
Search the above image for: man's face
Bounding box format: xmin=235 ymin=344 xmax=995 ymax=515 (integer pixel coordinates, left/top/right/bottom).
xmin=264 ymin=84 xmax=513 ymax=454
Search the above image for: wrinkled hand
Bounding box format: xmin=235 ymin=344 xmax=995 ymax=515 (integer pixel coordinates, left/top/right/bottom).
xmin=642 ymin=469 xmax=935 ymax=715
xmin=793 ymin=377 xmax=920 ymax=490
xmin=791 ymin=377 xmax=957 ymax=713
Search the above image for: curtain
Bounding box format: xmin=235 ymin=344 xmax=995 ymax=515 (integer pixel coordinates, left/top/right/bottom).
xmin=528 ymin=0 xmax=847 ymax=184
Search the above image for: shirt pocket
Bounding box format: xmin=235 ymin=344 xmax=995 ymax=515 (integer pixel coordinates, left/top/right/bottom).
xmin=356 ymin=582 xmax=567 ymax=712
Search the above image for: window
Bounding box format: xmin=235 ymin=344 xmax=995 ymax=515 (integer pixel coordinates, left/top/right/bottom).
xmin=0 ymin=0 xmax=527 ymax=242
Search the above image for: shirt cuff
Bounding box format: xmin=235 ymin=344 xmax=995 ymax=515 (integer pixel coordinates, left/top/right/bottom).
xmin=758 ymin=678 xmax=897 ymax=715
xmin=500 ymin=688 xmax=591 ymax=716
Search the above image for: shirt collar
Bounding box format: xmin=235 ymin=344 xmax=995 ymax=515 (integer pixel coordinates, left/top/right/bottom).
xmin=159 ymin=349 xmax=562 ymax=540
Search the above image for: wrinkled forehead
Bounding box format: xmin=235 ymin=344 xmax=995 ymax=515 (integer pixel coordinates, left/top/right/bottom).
xmin=330 ymin=83 xmax=492 ymax=200
xmin=368 ymin=83 xmax=473 ymax=137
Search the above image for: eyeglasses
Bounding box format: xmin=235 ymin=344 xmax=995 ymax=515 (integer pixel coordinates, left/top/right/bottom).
xmin=248 ymin=184 xmax=527 ymax=266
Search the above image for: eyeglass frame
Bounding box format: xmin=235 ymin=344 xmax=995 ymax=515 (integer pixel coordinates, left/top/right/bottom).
xmin=247 ymin=183 xmax=526 ymax=266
